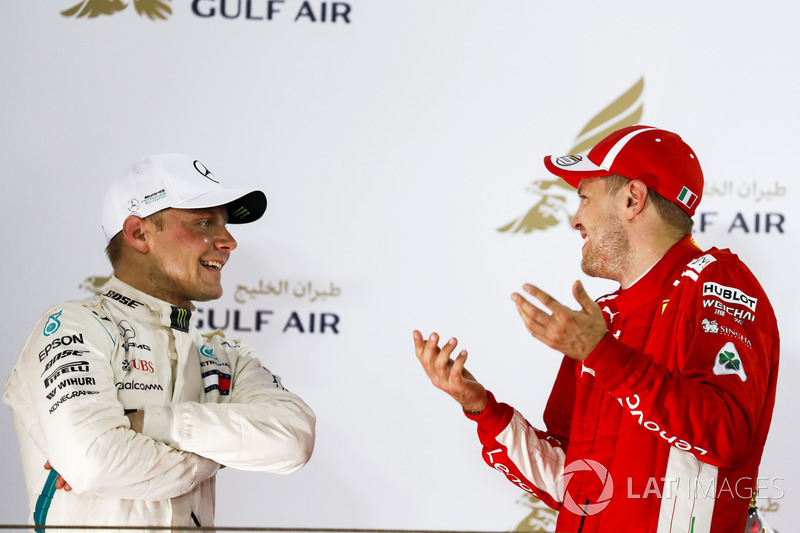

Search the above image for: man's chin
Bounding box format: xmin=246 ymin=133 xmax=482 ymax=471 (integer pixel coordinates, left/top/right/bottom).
xmin=191 ymin=287 xmax=224 ymax=303
xmin=580 ymin=260 xmax=604 ymax=279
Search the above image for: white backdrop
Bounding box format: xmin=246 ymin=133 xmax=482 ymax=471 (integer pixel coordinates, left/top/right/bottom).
xmin=1 ymin=1 xmax=797 ymax=531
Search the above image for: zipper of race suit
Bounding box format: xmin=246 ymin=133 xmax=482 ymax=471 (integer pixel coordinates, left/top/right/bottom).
xmin=577 ymin=499 xmax=589 ymax=532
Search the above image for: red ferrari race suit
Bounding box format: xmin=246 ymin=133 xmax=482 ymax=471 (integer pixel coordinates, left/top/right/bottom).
xmin=467 ymin=235 xmax=779 ymax=532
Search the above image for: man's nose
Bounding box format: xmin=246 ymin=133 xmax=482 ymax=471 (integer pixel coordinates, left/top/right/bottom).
xmin=217 ymin=227 xmax=237 ymax=251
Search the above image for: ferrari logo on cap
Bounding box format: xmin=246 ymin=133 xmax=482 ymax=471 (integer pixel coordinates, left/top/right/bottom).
xmin=555 ymin=155 xmax=582 ymax=167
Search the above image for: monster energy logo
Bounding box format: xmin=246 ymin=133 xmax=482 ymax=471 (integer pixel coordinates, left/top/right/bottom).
xmin=170 ymin=306 xmax=191 ymax=332
xmin=43 ymin=310 xmax=64 ymax=337
xmin=233 ymin=206 xmax=250 ymax=219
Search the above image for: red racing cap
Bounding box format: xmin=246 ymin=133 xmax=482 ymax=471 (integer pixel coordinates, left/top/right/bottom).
xmin=543 ymin=125 xmax=704 ymax=216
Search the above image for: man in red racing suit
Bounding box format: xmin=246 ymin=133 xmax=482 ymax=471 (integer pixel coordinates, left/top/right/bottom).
xmin=414 ymin=125 xmax=779 ymax=532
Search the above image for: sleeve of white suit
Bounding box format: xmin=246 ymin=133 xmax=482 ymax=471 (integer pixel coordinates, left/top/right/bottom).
xmin=142 ymin=338 xmax=316 ymax=473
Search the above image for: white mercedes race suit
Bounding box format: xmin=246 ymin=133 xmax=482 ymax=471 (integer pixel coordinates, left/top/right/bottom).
xmin=3 ymin=277 xmax=316 ymax=529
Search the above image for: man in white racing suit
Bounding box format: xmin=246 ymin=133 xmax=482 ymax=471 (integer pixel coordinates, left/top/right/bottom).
xmin=4 ymin=154 xmax=316 ymax=529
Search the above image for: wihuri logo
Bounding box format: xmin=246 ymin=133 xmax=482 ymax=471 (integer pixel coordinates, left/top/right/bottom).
xmin=62 ymin=0 xmax=172 ymax=20
xmin=498 ymin=77 xmax=644 ymax=236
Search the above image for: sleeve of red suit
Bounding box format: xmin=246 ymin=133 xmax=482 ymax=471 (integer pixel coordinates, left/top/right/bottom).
xmin=465 ymin=357 xmax=577 ymax=509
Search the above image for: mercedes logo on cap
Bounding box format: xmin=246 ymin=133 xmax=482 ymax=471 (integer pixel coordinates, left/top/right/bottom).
xmin=193 ymin=160 xmax=219 ymax=183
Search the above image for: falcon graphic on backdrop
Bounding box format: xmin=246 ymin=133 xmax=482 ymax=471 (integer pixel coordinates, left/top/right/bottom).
xmin=498 ymin=78 xmax=644 ymax=236
xmin=62 ymin=0 xmax=172 ymax=20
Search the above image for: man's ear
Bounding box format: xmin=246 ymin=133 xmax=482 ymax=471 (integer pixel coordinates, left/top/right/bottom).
xmin=121 ymin=216 xmax=150 ymax=254
xmin=622 ymin=179 xmax=649 ymax=220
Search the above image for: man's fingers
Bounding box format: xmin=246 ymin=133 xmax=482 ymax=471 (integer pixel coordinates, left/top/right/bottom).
xmin=414 ymin=331 xmax=441 ymax=366
xmin=572 ymin=280 xmax=597 ymax=312
xmin=56 ymin=475 xmax=72 ymax=492
xmin=412 ymin=330 xmax=427 ymax=359
xmin=44 ymin=460 xmax=72 ymax=492
xmin=433 ymin=338 xmax=459 ymax=372
xmin=512 ymin=292 xmax=550 ymax=330
xmin=450 ymin=349 xmax=468 ymax=381
xmin=524 ymin=284 xmax=565 ymax=313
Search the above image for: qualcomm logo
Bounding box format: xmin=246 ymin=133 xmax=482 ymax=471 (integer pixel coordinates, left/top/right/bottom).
xmin=562 ymin=459 xmax=614 ymax=516
xmin=61 ymin=0 xmax=172 ymax=20
xmin=498 ymin=77 xmax=644 ymax=236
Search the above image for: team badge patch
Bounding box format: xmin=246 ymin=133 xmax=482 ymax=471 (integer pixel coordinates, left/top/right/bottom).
xmin=713 ymin=342 xmax=747 ymax=382
xmin=555 ymin=155 xmax=582 ymax=167
xmin=43 ymin=310 xmax=63 ymax=337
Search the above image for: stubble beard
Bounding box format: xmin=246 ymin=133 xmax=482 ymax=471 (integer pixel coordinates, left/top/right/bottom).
xmin=580 ymin=213 xmax=632 ymax=282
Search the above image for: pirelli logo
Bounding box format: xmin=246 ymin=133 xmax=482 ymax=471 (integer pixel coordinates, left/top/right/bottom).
xmin=43 ymin=361 xmax=90 ymax=388
xmin=702 ymin=282 xmax=757 ymax=312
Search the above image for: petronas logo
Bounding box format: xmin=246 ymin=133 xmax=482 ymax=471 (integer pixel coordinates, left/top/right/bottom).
xmin=498 ymin=77 xmax=644 ymax=235
xmin=62 ymin=0 xmax=172 ymax=20
xmin=43 ymin=310 xmax=64 ymax=337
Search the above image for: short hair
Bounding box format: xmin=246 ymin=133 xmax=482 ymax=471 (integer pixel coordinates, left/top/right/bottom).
xmin=105 ymin=210 xmax=166 ymax=268
xmin=604 ymin=174 xmax=694 ymax=235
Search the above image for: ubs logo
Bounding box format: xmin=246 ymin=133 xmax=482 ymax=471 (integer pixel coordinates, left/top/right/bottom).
xmin=122 ymin=358 xmax=156 ymax=374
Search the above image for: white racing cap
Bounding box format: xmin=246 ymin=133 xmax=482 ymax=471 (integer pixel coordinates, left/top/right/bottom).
xmin=102 ymin=154 xmax=267 ymax=242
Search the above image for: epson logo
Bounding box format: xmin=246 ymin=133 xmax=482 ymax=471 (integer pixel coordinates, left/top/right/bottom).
xmin=38 ymin=334 xmax=85 ymax=362
xmin=702 ymin=282 xmax=758 ymax=312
